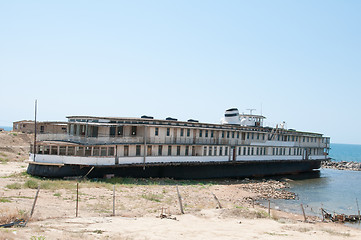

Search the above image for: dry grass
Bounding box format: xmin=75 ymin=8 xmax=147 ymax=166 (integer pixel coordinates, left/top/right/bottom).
xmin=0 ymin=207 xmax=27 ymax=225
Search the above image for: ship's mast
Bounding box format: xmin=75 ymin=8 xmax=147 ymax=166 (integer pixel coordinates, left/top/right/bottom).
xmin=33 ymin=100 xmax=37 ymax=162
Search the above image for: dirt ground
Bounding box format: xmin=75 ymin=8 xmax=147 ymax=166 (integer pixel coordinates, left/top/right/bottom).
xmin=0 ymin=132 xmax=361 ymax=240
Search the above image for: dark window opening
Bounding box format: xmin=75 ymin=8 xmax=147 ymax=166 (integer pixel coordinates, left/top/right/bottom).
xmin=136 ymin=145 xmax=141 ymax=156
xmin=132 ymin=126 xmax=137 ymax=136
xmin=117 ymin=126 xmax=123 ymax=136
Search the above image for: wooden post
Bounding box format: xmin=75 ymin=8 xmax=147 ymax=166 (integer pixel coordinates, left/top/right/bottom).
xmin=211 ymin=192 xmax=222 ymax=209
xmin=33 ymin=100 xmax=37 ymax=162
xmin=76 ymin=183 xmax=79 ymax=217
xmin=301 ymin=204 xmax=307 ymax=222
xmin=356 ymin=198 xmax=360 ymax=220
xmin=321 ymin=208 xmax=325 ymax=221
xmin=30 ymin=186 xmax=40 ymax=218
xmin=176 ymin=186 xmax=184 ymax=214
xmin=268 ymin=199 xmax=270 ymax=217
xmin=112 ymin=185 xmax=115 ymax=216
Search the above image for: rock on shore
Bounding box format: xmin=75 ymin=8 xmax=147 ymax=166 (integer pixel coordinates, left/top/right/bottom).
xmin=322 ymin=160 xmax=361 ymax=171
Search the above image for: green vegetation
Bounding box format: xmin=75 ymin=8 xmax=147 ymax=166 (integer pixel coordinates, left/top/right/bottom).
xmin=6 ymin=183 xmax=22 ymax=189
xmin=53 ymin=192 xmax=61 ymax=197
xmin=24 ymin=180 xmax=39 ymax=189
xmin=141 ymin=193 xmax=163 ymax=202
xmin=255 ymin=210 xmax=269 ymax=218
xmin=0 ymin=198 xmax=11 ymax=203
xmin=30 ymin=236 xmax=46 ymax=240
xmin=0 ymin=157 xmax=8 ymax=164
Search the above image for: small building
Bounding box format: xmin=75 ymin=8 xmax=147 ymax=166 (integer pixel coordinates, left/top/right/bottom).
xmin=0 ymin=128 xmax=4 ymax=132
xmin=13 ymin=120 xmax=68 ymax=134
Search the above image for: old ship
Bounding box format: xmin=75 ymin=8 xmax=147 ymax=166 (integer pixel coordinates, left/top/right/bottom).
xmin=27 ymin=108 xmax=330 ymax=179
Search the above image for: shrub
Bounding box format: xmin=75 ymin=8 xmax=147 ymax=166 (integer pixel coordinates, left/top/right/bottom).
xmin=6 ymin=183 xmax=22 ymax=189
xmin=24 ymin=180 xmax=38 ymax=189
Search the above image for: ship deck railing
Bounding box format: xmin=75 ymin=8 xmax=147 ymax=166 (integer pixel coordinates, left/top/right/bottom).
xmin=36 ymin=134 xmax=329 ymax=148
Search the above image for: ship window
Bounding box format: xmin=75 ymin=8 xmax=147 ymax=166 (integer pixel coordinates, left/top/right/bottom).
xmin=51 ymin=146 xmax=58 ymax=155
xmin=93 ymin=147 xmax=100 ymax=156
xmin=131 ymin=126 xmax=137 ymax=136
xmin=147 ymin=146 xmax=152 ymax=156
xmin=100 ymin=147 xmax=107 ymax=156
xmin=225 ymin=147 xmax=228 ymax=156
xmin=59 ymin=146 xmax=66 ymax=155
xmin=168 ymin=146 xmax=172 ymax=156
xmin=167 ymin=128 xmax=170 ymax=136
xmin=155 ymin=127 xmax=159 ymax=136
xmin=108 ymin=147 xmax=114 ymax=156
xmin=199 ymin=130 xmax=203 ymax=137
xmin=187 ymin=129 xmax=190 ymax=137
xmin=76 ymin=147 xmax=84 ymax=156
xmin=219 ymin=147 xmax=223 ymax=156
xmin=85 ymin=147 xmax=91 ymax=156
xmin=185 ymin=146 xmax=189 ymax=156
xmin=67 ymin=146 xmax=75 ymax=155
xmin=180 ymin=128 xmax=184 ymax=137
xmin=117 ymin=126 xmax=123 ymax=136
xmin=136 ymin=145 xmax=141 ymax=156
xmin=158 ymin=145 xmax=162 ymax=156
xmin=124 ymin=146 xmax=129 ymax=156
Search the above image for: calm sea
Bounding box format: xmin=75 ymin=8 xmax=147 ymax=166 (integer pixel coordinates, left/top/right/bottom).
xmin=265 ymin=143 xmax=361 ymax=228
xmin=0 ymin=126 xmax=12 ymax=131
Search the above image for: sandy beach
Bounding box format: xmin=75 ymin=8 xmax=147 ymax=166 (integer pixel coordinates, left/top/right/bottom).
xmin=0 ymin=132 xmax=360 ymax=240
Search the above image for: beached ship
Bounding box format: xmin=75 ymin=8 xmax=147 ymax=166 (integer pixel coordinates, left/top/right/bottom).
xmin=27 ymin=108 xmax=330 ymax=179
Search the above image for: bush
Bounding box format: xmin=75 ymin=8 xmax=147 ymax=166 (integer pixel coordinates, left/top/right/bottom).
xmin=6 ymin=183 xmax=22 ymax=189
xmin=24 ymin=180 xmax=38 ymax=189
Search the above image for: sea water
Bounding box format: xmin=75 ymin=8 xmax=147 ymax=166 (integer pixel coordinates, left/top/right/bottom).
xmin=267 ymin=143 xmax=361 ymax=228
xmin=0 ymin=126 xmax=12 ymax=131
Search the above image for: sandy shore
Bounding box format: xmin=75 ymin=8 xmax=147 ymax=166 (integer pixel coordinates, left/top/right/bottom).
xmin=0 ymin=132 xmax=361 ymax=239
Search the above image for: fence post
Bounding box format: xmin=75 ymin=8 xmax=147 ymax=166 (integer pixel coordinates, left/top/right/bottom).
xmin=76 ymin=183 xmax=79 ymax=217
xmin=112 ymin=185 xmax=115 ymax=216
xmin=176 ymin=186 xmax=184 ymax=214
xmin=30 ymin=186 xmax=40 ymax=218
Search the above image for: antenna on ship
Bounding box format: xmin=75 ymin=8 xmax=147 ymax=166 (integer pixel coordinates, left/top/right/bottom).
xmin=33 ymin=100 xmax=37 ymax=162
xmin=246 ymin=108 xmax=256 ymax=115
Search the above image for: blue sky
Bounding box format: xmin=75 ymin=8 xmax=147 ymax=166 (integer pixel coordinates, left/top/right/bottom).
xmin=1 ymin=1 xmax=360 ymax=144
